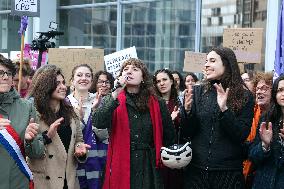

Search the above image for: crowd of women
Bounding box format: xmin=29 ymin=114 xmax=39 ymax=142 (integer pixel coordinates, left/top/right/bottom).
xmin=0 ymin=46 xmax=283 ymax=189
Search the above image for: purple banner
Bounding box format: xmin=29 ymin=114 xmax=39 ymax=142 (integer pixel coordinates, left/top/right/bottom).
xmin=274 ymin=0 xmax=284 ymax=80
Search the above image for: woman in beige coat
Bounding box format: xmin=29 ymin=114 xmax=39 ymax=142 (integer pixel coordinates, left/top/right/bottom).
xmin=24 ymin=65 xmax=90 ymax=189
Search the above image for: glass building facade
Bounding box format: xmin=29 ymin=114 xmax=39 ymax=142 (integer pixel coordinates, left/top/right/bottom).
xmin=0 ymin=0 xmax=273 ymax=73
xmin=58 ymin=0 xmax=196 ymax=73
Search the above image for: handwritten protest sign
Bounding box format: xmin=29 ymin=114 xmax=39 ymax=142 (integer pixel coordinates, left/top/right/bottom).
xmin=48 ymin=48 xmax=104 ymax=84
xmin=104 ymin=46 xmax=138 ymax=77
xmin=223 ymin=28 xmax=263 ymax=64
xmin=10 ymin=44 xmax=47 ymax=69
xmin=0 ymin=53 xmax=8 ymax=59
xmin=183 ymin=51 xmax=206 ymax=73
xmin=11 ymin=0 xmax=40 ymax=17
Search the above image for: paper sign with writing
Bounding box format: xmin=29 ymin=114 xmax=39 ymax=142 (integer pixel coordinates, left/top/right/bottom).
xmin=183 ymin=51 xmax=206 ymax=73
xmin=104 ymin=46 xmax=138 ymax=78
xmin=223 ymin=28 xmax=263 ymax=64
xmin=10 ymin=44 xmax=47 ymax=70
xmin=48 ymin=48 xmax=104 ymax=84
xmin=11 ymin=0 xmax=40 ymax=17
xmin=0 ymin=53 xmax=9 ymax=59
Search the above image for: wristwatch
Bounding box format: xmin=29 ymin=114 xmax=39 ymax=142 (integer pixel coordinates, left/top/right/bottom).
xmin=42 ymin=130 xmax=52 ymax=145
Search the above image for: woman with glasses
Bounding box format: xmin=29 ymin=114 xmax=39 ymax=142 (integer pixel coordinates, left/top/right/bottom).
xmin=90 ymin=70 xmax=114 ymax=96
xmin=67 ymin=65 xmax=109 ymax=189
xmin=183 ymin=47 xmax=254 ymax=189
xmin=243 ymin=72 xmax=273 ymax=188
xmin=248 ymin=74 xmax=284 ymax=189
xmin=0 ymin=56 xmax=36 ymax=189
xmin=93 ymin=58 xmax=175 ymax=189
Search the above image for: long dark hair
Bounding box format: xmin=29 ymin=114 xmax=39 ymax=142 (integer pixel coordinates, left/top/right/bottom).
xmin=118 ymin=58 xmax=155 ymax=112
xmin=205 ymin=47 xmax=248 ymax=113
xmin=31 ymin=66 xmax=76 ymax=126
xmin=264 ymin=74 xmax=284 ymax=143
xmin=172 ymin=70 xmax=185 ymax=91
xmin=153 ymin=69 xmax=178 ymax=105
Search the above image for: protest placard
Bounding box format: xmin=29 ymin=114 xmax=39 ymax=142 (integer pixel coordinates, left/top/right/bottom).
xmin=223 ymin=28 xmax=263 ymax=64
xmin=104 ymin=46 xmax=138 ymax=77
xmin=0 ymin=53 xmax=8 ymax=59
xmin=10 ymin=44 xmax=47 ymax=69
xmin=11 ymin=0 xmax=40 ymax=17
xmin=183 ymin=51 xmax=206 ymax=73
xmin=48 ymin=48 xmax=104 ymax=84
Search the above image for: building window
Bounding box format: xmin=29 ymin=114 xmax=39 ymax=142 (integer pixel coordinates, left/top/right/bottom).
xmin=207 ymin=17 xmax=212 ymax=26
xmin=212 ymin=7 xmax=221 ymax=16
xmin=218 ymin=17 xmax=223 ymax=25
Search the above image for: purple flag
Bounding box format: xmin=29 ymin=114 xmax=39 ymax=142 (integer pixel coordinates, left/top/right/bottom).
xmin=274 ymin=0 xmax=284 ymax=80
xmin=18 ymin=16 xmax=28 ymax=36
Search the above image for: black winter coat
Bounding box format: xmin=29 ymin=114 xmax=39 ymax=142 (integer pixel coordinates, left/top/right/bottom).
xmin=182 ymin=84 xmax=254 ymax=171
xmin=249 ymin=117 xmax=284 ymax=189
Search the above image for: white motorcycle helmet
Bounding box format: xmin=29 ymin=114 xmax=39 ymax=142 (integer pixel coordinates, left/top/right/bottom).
xmin=160 ymin=142 xmax=192 ymax=169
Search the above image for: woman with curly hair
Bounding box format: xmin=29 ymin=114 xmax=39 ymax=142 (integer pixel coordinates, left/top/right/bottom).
xmin=90 ymin=70 xmax=114 ymax=95
xmin=183 ymin=47 xmax=254 ymax=189
xmin=24 ymin=65 xmax=90 ymax=189
xmin=93 ymin=58 xmax=175 ymax=189
xmin=248 ymin=74 xmax=284 ymax=189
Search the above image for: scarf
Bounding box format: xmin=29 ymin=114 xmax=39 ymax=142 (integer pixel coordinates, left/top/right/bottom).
xmin=0 ymin=88 xmax=19 ymax=106
xmin=103 ymin=91 xmax=163 ymax=189
xmin=243 ymin=104 xmax=261 ymax=179
xmin=0 ymin=114 xmax=34 ymax=189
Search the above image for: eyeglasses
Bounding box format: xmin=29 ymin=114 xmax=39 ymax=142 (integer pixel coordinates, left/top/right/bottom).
xmin=97 ymin=80 xmax=111 ymax=85
xmin=0 ymin=70 xmax=13 ymax=78
xmin=256 ymin=85 xmax=271 ymax=93
xmin=242 ymin=78 xmax=251 ymax=82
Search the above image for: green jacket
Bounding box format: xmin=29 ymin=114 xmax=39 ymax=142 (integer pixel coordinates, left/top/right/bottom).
xmin=0 ymin=88 xmax=36 ymax=189
xmin=93 ymin=93 xmax=175 ymax=189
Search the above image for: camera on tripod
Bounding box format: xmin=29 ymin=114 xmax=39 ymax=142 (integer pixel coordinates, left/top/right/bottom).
xmin=31 ymin=30 xmax=64 ymax=51
xmin=31 ymin=22 xmax=64 ymax=51
xmin=31 ymin=22 xmax=64 ymax=68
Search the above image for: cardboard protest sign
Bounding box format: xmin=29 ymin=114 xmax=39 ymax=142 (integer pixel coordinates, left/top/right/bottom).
xmin=183 ymin=51 xmax=206 ymax=73
xmin=48 ymin=48 xmax=104 ymax=84
xmin=104 ymin=46 xmax=138 ymax=78
xmin=223 ymin=28 xmax=263 ymax=64
xmin=11 ymin=0 xmax=40 ymax=17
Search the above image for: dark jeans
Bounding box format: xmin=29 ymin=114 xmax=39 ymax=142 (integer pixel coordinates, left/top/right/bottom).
xmin=184 ymin=166 xmax=245 ymax=189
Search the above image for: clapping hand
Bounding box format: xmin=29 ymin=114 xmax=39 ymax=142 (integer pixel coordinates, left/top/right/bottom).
xmin=184 ymin=87 xmax=193 ymax=112
xmin=74 ymin=143 xmax=91 ymax=157
xmin=25 ymin=118 xmax=39 ymax=141
xmin=47 ymin=117 xmax=64 ymax=139
xmin=213 ymin=83 xmax=229 ymax=112
xmin=77 ymin=96 xmax=85 ymax=121
xmin=171 ymin=106 xmax=180 ymax=121
xmin=259 ymin=122 xmax=273 ymax=149
xmin=92 ymin=90 xmax=102 ymax=111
